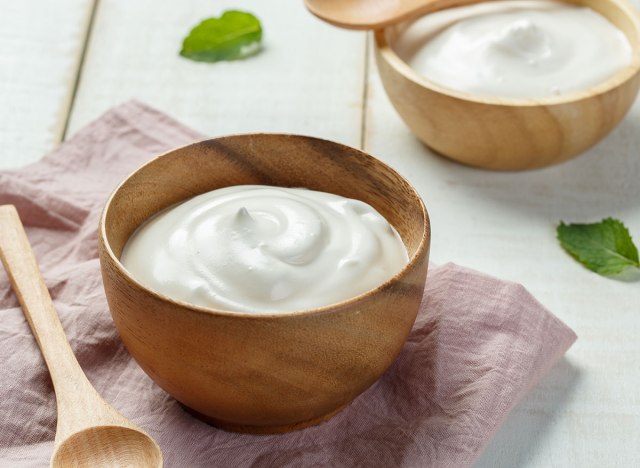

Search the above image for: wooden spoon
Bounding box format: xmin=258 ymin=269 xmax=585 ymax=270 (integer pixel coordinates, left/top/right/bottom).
xmin=0 ymin=205 xmax=163 ymax=467
xmin=304 ymin=0 xmax=488 ymax=30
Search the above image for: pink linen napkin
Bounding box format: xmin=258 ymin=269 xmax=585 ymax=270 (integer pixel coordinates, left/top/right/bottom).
xmin=0 ymin=101 xmax=576 ymax=467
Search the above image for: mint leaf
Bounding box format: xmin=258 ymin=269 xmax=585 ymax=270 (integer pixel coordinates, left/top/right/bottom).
xmin=557 ymin=218 xmax=640 ymax=280
xmin=180 ymin=11 xmax=262 ymax=63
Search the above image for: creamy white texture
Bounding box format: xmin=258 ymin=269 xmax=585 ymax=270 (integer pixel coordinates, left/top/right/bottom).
xmin=121 ymin=185 xmax=409 ymax=313
xmin=394 ymin=1 xmax=632 ymax=98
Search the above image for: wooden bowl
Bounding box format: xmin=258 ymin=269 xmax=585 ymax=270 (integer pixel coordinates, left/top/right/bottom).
xmin=374 ymin=0 xmax=640 ymax=170
xmin=99 ymin=134 xmax=430 ymax=434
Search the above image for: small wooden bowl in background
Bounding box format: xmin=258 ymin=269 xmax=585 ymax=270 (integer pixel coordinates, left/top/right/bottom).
xmin=99 ymin=134 xmax=430 ymax=434
xmin=375 ymin=0 xmax=640 ymax=170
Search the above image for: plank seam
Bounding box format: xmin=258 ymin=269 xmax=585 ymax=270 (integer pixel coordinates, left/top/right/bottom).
xmin=61 ymin=0 xmax=101 ymax=141
xmin=359 ymin=33 xmax=371 ymax=151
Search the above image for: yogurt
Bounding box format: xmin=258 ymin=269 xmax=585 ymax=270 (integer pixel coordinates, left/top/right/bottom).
xmin=121 ymin=185 xmax=409 ymax=313
xmin=393 ymin=0 xmax=633 ymax=98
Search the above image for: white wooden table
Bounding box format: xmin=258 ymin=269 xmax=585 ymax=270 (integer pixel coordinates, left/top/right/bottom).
xmin=2 ymin=1 xmax=639 ymax=466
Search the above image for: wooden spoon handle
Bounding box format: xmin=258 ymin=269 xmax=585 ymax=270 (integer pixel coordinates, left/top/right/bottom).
xmin=0 ymin=205 xmax=118 ymax=439
xmin=305 ymin=0 xmax=488 ymax=30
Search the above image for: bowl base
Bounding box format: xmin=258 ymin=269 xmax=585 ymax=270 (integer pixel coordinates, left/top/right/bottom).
xmin=180 ymin=402 xmax=349 ymax=434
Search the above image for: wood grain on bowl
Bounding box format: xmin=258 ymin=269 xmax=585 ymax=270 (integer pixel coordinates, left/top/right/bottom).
xmin=99 ymin=134 xmax=430 ymax=433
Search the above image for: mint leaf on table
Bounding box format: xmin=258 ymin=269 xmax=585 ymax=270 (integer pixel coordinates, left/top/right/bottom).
xmin=180 ymin=10 xmax=262 ymax=63
xmin=557 ymin=218 xmax=640 ymax=280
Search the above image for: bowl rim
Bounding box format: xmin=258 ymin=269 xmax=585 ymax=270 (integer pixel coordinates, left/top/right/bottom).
xmin=100 ymin=133 xmax=431 ymax=320
xmin=374 ymin=0 xmax=640 ymax=107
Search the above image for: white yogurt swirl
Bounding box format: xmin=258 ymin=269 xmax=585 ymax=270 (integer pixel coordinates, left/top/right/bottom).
xmin=121 ymin=185 xmax=409 ymax=313
xmin=394 ymin=0 xmax=633 ymax=98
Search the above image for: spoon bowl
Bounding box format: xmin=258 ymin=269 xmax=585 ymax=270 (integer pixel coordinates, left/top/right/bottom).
xmin=52 ymin=426 xmax=163 ymax=467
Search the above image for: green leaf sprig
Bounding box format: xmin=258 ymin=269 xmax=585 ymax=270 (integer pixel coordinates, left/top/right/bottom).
xmin=557 ymin=218 xmax=640 ymax=281
xmin=180 ymin=10 xmax=262 ymax=63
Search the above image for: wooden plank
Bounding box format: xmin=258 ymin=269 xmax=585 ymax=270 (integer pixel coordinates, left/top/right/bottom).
xmin=363 ymin=8 xmax=640 ymax=463
xmin=66 ymin=0 xmax=367 ymax=148
xmin=0 ymin=0 xmax=96 ymax=168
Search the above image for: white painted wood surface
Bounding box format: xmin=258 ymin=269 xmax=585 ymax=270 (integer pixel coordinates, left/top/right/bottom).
xmin=0 ymin=0 xmax=95 ymax=168
xmin=2 ymin=0 xmax=640 ymax=465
